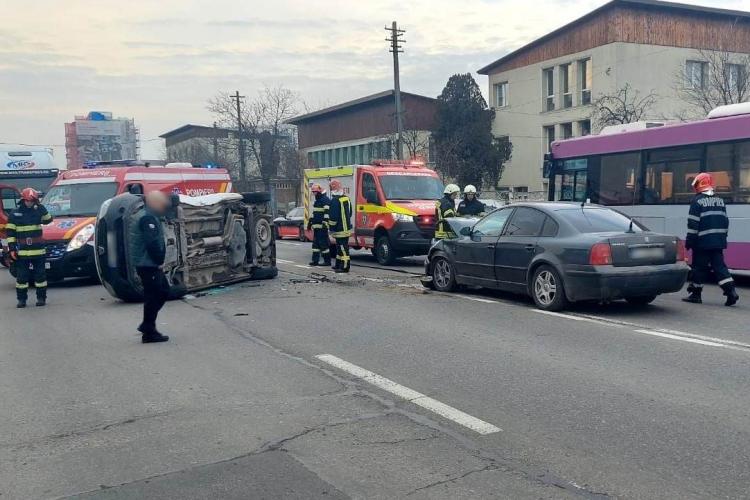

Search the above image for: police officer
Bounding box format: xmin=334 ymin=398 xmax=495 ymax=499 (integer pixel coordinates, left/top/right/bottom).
xmin=327 ymin=179 xmax=352 ymax=273
xmin=307 ymin=184 xmax=332 ymax=267
xmin=7 ymin=188 xmax=53 ymax=308
xmin=457 ymin=185 xmax=486 ymax=217
xmin=131 ymin=191 xmax=171 ymax=343
xmin=683 ymin=172 xmax=739 ymax=306
xmin=435 ymin=184 xmax=460 ymax=240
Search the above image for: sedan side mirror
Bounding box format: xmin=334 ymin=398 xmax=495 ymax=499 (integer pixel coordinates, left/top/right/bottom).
xmin=459 ymin=226 xmax=472 ymax=237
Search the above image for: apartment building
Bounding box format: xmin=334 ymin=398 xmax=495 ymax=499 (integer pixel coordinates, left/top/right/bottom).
xmin=478 ymin=0 xmax=750 ymax=195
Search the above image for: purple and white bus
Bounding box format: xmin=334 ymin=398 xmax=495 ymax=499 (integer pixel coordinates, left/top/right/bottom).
xmin=546 ymin=103 xmax=750 ymax=275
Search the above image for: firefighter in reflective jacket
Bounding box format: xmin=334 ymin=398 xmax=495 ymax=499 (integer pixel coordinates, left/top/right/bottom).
xmin=6 ymin=188 xmax=54 ymax=308
xmin=457 ymin=184 xmax=486 ymax=217
xmin=435 ymin=184 xmax=460 ymax=240
xmin=683 ymin=172 xmax=739 ymax=306
xmin=307 ymin=183 xmax=331 ymax=266
xmin=327 ymin=179 xmax=352 ymax=273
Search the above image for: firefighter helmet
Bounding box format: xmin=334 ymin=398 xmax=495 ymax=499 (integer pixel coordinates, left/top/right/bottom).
xmin=463 ymin=184 xmax=477 ymax=194
xmin=20 ymin=188 xmax=39 ymax=202
xmin=329 ymin=180 xmax=343 ymax=193
xmin=311 ymin=183 xmax=324 ymax=194
xmin=692 ymin=173 xmax=714 ymax=193
xmin=444 ymin=184 xmax=460 ymax=195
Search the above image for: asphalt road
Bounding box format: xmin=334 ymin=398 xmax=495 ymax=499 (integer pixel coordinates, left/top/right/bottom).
xmin=2 ymin=239 xmax=749 ymax=499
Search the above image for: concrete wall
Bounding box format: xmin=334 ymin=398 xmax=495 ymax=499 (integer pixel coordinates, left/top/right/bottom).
xmin=488 ymin=41 xmax=744 ymax=192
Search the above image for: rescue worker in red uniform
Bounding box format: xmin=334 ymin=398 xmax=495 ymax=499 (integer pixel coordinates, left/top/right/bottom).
xmin=6 ymin=188 xmax=54 ymax=308
xmin=307 ymin=183 xmax=331 ymax=266
xmin=683 ymin=172 xmax=739 ymax=306
xmin=327 ymin=179 xmax=352 ymax=273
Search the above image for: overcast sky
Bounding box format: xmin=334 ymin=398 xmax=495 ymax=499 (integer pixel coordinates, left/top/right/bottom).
xmin=1 ymin=0 xmax=745 ymax=162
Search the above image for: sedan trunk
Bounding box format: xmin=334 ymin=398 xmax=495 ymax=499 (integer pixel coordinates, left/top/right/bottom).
xmin=607 ymin=233 xmax=678 ymax=267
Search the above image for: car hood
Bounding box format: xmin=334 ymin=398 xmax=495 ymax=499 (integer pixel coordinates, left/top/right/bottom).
xmin=43 ymin=217 xmax=96 ymax=241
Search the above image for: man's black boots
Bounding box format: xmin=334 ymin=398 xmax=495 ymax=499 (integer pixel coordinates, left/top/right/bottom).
xmin=17 ymin=289 xmax=27 ymax=308
xmin=682 ymin=284 xmax=702 ymax=304
xmin=16 ymin=300 xmax=26 ymax=309
xmin=36 ymin=290 xmax=46 ymax=307
xmin=722 ymin=283 xmax=739 ymax=307
xmin=138 ymin=324 xmax=170 ymax=343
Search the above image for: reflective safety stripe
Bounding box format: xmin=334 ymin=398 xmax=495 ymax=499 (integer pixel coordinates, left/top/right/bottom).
xmin=323 ymin=205 xmax=330 ymax=210
xmin=330 ymin=230 xmax=352 ymax=238
xmin=313 ymin=207 xmax=326 ymax=212
xmin=14 ymin=224 xmax=42 ymax=232
xmin=701 ymin=211 xmax=726 ymax=218
xmin=6 ymin=237 xmax=16 ymax=243
xmin=689 ymin=283 xmax=704 ymax=289
xmin=18 ymin=249 xmax=46 ymax=257
xmin=41 ymin=214 xmax=52 ymax=221
xmin=686 ymin=229 xmax=698 ymax=234
xmin=321 ymin=249 xmax=330 ymax=255
xmin=4 ymin=223 xmax=16 ymax=230
xmin=698 ymin=228 xmax=728 ymax=236
xmin=339 ymin=197 xmax=350 ymax=233
xmin=687 ymin=214 xmax=700 ymax=221
xmin=719 ymin=277 xmax=734 ymax=286
xmin=35 ymin=281 xmax=48 ymax=288
xmin=312 ymin=248 xmax=320 ymax=253
xmin=16 ymin=283 xmax=29 ymax=289
xmin=312 ymin=224 xmax=324 ymax=229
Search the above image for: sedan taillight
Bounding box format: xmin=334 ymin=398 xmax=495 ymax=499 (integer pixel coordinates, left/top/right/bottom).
xmin=589 ymin=242 xmax=613 ymax=265
xmin=676 ymin=239 xmax=687 ymax=262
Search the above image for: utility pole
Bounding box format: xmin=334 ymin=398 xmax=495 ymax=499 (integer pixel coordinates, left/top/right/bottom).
xmin=230 ymin=91 xmax=247 ymax=183
xmin=212 ymin=121 xmax=219 ymax=165
xmin=386 ymin=21 xmax=405 ymax=160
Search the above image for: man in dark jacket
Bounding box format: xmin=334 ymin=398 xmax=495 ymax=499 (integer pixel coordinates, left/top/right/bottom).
xmin=327 ymin=179 xmax=352 ymax=273
xmin=457 ymin=184 xmax=486 ymax=217
xmin=683 ymin=173 xmax=739 ymax=306
xmin=6 ymin=188 xmax=53 ymax=308
xmin=130 ymin=191 xmax=171 ymax=343
xmin=307 ymin=183 xmax=331 ymax=266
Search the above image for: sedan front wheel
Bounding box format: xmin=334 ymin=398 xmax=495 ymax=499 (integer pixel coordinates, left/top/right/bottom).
xmin=531 ymin=265 xmax=568 ymax=311
xmin=431 ymin=257 xmax=456 ymax=292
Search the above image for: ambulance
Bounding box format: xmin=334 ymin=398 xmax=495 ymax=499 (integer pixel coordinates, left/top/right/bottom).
xmin=39 ymin=161 xmax=232 ymax=281
xmin=303 ymin=160 xmax=444 ymax=265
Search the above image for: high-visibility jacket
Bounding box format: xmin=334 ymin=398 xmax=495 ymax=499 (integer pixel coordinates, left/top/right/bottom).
xmin=457 ymin=197 xmax=486 ymax=216
xmin=328 ymin=195 xmax=352 ymax=238
xmin=434 ymin=195 xmax=456 ymax=239
xmin=6 ymin=203 xmax=53 ymax=258
xmin=309 ymin=194 xmax=331 ymax=230
xmin=686 ymin=192 xmax=729 ymax=250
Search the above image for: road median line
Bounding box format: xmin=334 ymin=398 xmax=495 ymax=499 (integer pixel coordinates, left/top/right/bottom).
xmin=315 ymin=354 xmax=501 ymax=435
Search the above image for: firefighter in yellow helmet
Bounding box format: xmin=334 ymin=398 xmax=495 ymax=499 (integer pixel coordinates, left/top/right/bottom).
xmin=434 ymin=184 xmax=460 ymax=240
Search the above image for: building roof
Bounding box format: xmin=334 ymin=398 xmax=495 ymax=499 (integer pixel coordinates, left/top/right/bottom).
xmin=159 ymin=124 xmax=234 ymax=139
xmin=477 ymin=0 xmax=750 ymax=75
xmin=287 ymin=90 xmax=437 ymax=125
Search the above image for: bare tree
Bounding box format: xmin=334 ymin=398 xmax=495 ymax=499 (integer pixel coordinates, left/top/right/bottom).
xmin=207 ymin=85 xmax=300 ymax=190
xmin=376 ymin=130 xmax=431 ymax=162
xmin=675 ymin=43 xmax=750 ymax=117
xmin=592 ymin=84 xmax=658 ymax=128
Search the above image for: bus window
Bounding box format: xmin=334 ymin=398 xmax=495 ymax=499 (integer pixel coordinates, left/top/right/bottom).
xmin=554 ymin=158 xmax=587 ymax=201
xmin=738 ymin=141 xmax=750 ymax=203
xmin=1 ymin=188 xmax=19 ymax=212
xmin=644 ymin=160 xmax=700 ymax=204
xmin=597 ymin=153 xmax=640 ymax=205
xmin=706 ymin=143 xmax=735 ymax=201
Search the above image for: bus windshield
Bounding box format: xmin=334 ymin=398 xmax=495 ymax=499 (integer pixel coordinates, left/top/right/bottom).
xmin=43 ymin=182 xmax=119 ymax=217
xmin=379 ymin=175 xmax=444 ymax=201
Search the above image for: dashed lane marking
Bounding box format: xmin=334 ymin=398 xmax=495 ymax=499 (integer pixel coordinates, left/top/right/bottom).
xmin=633 ymin=329 xmax=727 ymax=348
xmin=316 ymin=354 xmax=502 ymax=435
xmin=457 ymin=295 xmax=501 ymax=304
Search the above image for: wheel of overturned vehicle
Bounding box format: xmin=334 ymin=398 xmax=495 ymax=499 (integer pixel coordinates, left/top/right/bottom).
xmin=531 ymin=265 xmax=568 ymax=311
xmin=431 ymin=257 xmax=456 ymax=292
xmin=375 ymin=235 xmax=396 ymax=266
xmin=255 ymin=218 xmax=273 ymax=250
xmin=625 ymin=295 xmax=657 ymax=306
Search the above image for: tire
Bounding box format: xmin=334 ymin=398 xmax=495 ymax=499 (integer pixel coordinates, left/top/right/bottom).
xmin=530 ymin=265 xmax=569 ymax=311
xmin=242 ymin=192 xmax=271 ymax=204
xmin=375 ymin=235 xmax=397 ymax=266
xmin=255 ymin=218 xmax=273 ymax=250
xmin=625 ymin=295 xmax=657 ymax=306
xmin=298 ymin=225 xmax=308 ymax=242
xmin=431 ymin=256 xmax=456 ymax=292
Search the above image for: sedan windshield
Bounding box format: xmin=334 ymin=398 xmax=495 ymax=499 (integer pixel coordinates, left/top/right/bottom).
xmin=379 ymin=175 xmax=444 ymax=201
xmin=43 ymin=182 xmax=119 ymax=217
xmin=557 ymin=208 xmax=645 ymax=233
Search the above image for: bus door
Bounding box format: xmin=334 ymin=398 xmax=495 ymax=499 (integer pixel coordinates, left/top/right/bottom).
xmin=552 ymin=158 xmax=588 ymax=202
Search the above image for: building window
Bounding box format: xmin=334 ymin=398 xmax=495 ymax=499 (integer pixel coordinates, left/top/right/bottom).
xmin=560 ymin=64 xmax=572 ymax=108
xmin=579 ymin=119 xmax=591 ymax=136
xmin=543 ymin=125 xmax=555 ymax=153
xmin=561 ymin=122 xmax=573 ymax=140
xmin=578 ymin=58 xmax=592 ymax=105
xmin=686 ymin=60 xmax=707 ymax=89
xmin=514 ymin=186 xmax=529 ymax=201
xmin=494 ymin=82 xmax=508 ymax=107
xmin=726 ymin=63 xmax=746 ymax=93
xmin=543 ymin=68 xmax=555 ymax=111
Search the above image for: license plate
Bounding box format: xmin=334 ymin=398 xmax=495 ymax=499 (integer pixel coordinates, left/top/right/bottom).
xmin=630 ymin=247 xmax=664 ymax=259
xmin=45 ymin=262 xmax=51 ymax=269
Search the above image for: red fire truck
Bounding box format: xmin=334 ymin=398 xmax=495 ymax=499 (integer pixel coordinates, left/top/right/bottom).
xmin=303 ymin=160 xmax=444 ymax=265
xmin=39 ymin=161 xmax=232 ymax=280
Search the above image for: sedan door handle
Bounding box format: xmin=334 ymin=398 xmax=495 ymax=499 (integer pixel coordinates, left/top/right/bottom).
xmin=486 ymin=244 xmax=495 ymax=249
xmin=525 ymin=245 xmax=535 ymax=252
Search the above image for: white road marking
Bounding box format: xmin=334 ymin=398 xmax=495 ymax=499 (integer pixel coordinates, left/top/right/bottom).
xmin=533 ymin=309 xmax=621 ymax=328
xmin=457 ymin=295 xmax=499 ymax=304
xmin=294 ymin=264 xmax=312 ymax=269
xmin=316 ymin=354 xmax=501 ymax=435
xmin=633 ymin=329 xmax=727 ymax=348
xmin=276 ymin=259 xmax=295 ymax=264
xmin=278 ymin=241 xmax=303 ymax=246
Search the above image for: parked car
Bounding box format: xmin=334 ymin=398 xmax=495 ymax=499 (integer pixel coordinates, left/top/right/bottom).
xmin=95 ymin=192 xmax=277 ymax=302
xmin=421 ymin=202 xmax=689 ymax=311
xmin=274 ymin=207 xmax=306 ymax=241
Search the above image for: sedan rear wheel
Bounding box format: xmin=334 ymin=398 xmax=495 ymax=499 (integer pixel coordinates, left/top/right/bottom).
xmin=531 ymin=265 xmax=568 ymax=311
xmin=431 ymin=257 xmax=456 ymax=292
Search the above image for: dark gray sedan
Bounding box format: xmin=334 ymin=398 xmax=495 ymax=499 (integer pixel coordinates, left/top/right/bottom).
xmin=422 ymin=202 xmax=689 ymax=311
